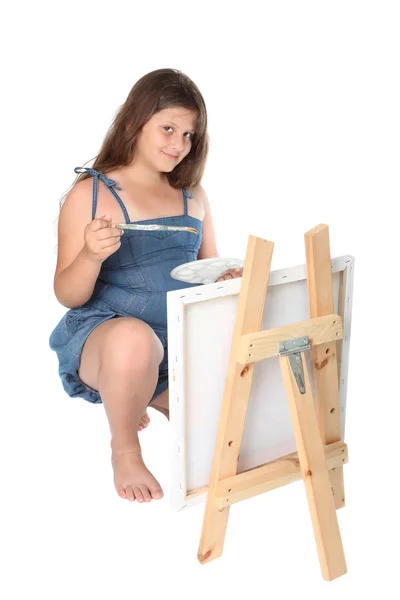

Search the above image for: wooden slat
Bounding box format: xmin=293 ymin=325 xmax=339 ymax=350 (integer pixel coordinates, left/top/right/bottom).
xmin=188 ymin=441 xmax=347 ymax=502
xmin=214 ymin=441 xmax=348 ymax=507
xmin=279 ymin=353 xmax=347 ymax=581
xmin=197 ymin=235 xmax=274 ymax=564
xmin=305 ymin=224 xmax=345 ymax=510
xmin=237 ymin=314 xmax=343 ymax=364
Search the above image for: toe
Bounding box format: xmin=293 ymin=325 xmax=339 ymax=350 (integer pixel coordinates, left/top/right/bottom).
xmin=125 ymin=486 xmax=135 ymax=502
xmin=133 ymin=486 xmax=144 ymax=503
xmin=138 ymin=414 xmax=150 ymax=431
xmin=117 ymin=485 xmax=127 ymax=500
xmin=151 ymin=486 xmax=164 ymax=500
xmin=139 ymin=485 xmax=152 ymax=502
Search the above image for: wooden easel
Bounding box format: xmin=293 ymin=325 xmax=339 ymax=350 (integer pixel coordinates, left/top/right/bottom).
xmin=197 ymin=224 xmax=348 ymax=581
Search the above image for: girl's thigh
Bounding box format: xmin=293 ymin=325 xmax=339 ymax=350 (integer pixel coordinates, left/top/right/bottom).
xmin=78 ymin=317 xmax=165 ymax=391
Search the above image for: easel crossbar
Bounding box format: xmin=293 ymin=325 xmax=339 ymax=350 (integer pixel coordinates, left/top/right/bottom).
xmin=237 ymin=314 xmax=343 ymax=364
xmin=213 ymin=441 xmax=348 ymax=509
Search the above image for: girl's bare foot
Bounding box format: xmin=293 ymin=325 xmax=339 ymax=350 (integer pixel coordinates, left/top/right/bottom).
xmin=138 ymin=411 xmax=150 ymax=432
xmin=111 ymin=447 xmax=164 ymax=503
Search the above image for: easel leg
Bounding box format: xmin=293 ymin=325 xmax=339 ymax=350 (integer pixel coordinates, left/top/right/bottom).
xmin=197 ymin=236 xmax=274 ymax=563
xmin=305 ymin=224 xmax=345 ymax=509
xmin=279 ymin=353 xmax=347 ymax=581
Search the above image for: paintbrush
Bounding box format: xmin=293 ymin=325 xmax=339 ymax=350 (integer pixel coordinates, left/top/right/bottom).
xmin=115 ymin=223 xmax=199 ymax=234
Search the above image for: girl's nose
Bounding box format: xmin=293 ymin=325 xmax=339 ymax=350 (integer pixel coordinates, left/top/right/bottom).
xmin=171 ymin=135 xmax=184 ymax=152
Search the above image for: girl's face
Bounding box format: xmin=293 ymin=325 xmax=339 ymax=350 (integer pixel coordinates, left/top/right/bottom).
xmin=136 ymin=106 xmax=198 ymax=172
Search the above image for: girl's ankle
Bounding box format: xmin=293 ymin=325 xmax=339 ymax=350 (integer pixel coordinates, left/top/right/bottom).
xmin=110 ymin=438 xmax=141 ymax=456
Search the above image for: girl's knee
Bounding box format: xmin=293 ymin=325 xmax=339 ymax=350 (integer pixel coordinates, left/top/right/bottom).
xmin=100 ymin=317 xmax=164 ymax=373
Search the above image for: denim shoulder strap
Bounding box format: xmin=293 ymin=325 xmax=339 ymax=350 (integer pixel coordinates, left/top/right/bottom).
xmin=74 ymin=167 xmax=131 ymax=222
xmin=181 ymin=188 xmax=192 ymax=216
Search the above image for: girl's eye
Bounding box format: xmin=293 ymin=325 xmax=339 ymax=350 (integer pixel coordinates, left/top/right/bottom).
xmin=164 ymin=126 xmax=194 ymax=139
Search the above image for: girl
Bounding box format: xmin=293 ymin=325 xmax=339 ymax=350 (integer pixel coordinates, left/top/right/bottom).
xmin=50 ymin=68 xmax=243 ymax=504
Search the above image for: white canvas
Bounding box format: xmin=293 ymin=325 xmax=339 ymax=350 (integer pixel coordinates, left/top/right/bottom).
xmin=167 ymin=255 xmax=355 ymax=511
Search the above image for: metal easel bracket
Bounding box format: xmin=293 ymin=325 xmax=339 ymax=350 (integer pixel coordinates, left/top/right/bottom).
xmin=278 ymin=337 xmax=311 ymax=394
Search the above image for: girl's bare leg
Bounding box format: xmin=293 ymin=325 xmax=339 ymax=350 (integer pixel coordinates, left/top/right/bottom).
xmin=148 ymin=387 xmax=169 ymax=420
xmin=79 ymin=317 xmax=166 ymax=503
xmin=140 ymin=387 xmax=170 ymax=429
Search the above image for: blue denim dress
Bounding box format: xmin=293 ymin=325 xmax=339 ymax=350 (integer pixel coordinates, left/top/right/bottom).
xmin=49 ymin=167 xmax=203 ymax=405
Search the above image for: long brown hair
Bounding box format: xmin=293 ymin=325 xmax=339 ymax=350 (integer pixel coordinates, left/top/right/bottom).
xmin=66 ymin=68 xmax=209 ymax=200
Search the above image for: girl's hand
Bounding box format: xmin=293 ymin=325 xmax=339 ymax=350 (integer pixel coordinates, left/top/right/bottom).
xmin=216 ymin=267 xmax=243 ymax=282
xmin=83 ymin=214 xmax=123 ymax=263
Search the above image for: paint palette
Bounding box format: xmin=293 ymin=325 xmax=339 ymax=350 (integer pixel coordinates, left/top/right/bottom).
xmin=170 ymin=257 xmax=244 ymax=285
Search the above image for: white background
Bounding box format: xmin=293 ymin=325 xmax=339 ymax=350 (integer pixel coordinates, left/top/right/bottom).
xmin=2 ymin=1 xmax=399 ymax=598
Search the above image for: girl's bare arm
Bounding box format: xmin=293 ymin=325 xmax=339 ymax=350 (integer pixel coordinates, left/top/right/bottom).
xmin=54 ymin=180 xmax=121 ymax=308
